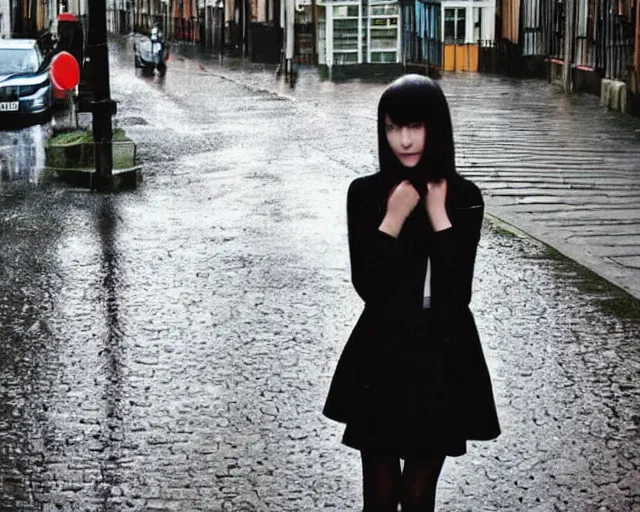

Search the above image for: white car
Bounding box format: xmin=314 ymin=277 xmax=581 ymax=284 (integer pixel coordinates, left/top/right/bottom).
xmin=0 ymin=38 xmax=53 ymax=126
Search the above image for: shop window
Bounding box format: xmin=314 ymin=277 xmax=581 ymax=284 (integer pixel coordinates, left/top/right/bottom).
xmin=473 ymin=6 xmax=483 ymax=41
xmin=444 ymin=7 xmax=466 ymax=44
xmin=368 ymin=1 xmax=399 ymax=62
xmin=332 ymin=2 xmax=360 ymax=64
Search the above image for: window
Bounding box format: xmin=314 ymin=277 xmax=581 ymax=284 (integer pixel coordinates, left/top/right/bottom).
xmin=473 ymin=7 xmax=483 ymax=42
xmin=368 ymin=1 xmax=399 ymax=62
xmin=333 ymin=5 xmax=359 ymax=17
xmin=0 ymin=48 xmax=40 ymax=74
xmin=332 ymin=2 xmax=361 ymax=63
xmin=444 ymin=7 xmax=466 ymax=44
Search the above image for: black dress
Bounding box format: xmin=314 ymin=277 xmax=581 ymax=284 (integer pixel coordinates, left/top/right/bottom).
xmin=322 ymin=172 xmax=501 ymax=458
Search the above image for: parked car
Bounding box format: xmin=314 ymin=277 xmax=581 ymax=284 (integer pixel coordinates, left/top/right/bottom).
xmin=0 ymin=39 xmax=53 ymax=126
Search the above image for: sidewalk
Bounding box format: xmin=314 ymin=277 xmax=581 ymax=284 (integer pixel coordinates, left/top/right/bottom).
xmin=166 ymin=46 xmax=640 ymax=302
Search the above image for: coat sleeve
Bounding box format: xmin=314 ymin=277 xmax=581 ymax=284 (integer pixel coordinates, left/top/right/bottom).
xmin=347 ymin=178 xmax=403 ymax=304
xmin=429 ymin=190 xmax=484 ymax=325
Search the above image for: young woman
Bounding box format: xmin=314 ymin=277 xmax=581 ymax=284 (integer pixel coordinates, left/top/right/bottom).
xmin=322 ymin=74 xmax=501 ymax=512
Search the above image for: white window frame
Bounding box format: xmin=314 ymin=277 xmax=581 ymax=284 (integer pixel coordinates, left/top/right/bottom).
xmin=367 ymin=0 xmax=401 ymax=63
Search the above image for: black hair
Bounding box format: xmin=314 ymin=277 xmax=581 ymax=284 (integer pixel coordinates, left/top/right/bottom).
xmin=377 ymin=74 xmax=457 ymax=196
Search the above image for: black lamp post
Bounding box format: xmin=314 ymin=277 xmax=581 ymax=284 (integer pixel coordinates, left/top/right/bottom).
xmin=87 ymin=0 xmax=118 ymax=191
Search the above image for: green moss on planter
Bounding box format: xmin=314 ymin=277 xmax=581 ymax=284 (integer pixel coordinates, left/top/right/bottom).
xmin=48 ymin=128 xmax=129 ymax=147
xmin=46 ymin=128 xmax=136 ymax=171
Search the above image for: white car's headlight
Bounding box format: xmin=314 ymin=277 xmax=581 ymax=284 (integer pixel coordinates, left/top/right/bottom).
xmin=19 ymin=81 xmax=49 ymax=97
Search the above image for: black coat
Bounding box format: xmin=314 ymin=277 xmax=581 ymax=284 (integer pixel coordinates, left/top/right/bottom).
xmin=322 ymin=172 xmax=501 ymax=444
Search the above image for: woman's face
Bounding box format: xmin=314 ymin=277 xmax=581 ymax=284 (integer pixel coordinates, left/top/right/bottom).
xmin=384 ymin=114 xmax=426 ymax=168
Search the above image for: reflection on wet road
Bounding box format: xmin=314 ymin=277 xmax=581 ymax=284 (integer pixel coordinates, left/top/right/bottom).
xmin=0 ymin=123 xmax=47 ymax=184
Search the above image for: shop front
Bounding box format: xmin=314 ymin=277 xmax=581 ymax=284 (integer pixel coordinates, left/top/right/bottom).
xmin=441 ymin=0 xmax=494 ymax=71
xmin=316 ymin=0 xmax=403 ymax=75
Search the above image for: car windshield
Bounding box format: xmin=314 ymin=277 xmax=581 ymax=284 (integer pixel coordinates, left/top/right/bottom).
xmin=0 ymin=48 xmax=40 ymax=74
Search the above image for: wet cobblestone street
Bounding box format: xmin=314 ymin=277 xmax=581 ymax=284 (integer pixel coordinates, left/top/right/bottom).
xmin=0 ymin=39 xmax=639 ymax=511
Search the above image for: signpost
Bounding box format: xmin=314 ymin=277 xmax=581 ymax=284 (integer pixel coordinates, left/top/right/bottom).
xmin=50 ymin=50 xmax=81 ymax=128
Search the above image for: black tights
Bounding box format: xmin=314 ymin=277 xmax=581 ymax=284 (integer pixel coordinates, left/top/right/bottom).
xmin=361 ymin=451 xmax=446 ymax=512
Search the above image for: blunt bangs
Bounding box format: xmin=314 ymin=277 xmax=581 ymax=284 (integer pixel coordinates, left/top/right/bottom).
xmin=377 ymin=74 xmax=457 ymax=187
xmin=381 ymin=90 xmax=428 ymax=127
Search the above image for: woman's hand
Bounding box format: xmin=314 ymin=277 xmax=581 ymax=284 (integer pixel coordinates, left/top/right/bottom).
xmin=425 ymin=179 xmax=453 ymax=232
xmin=379 ymin=180 xmax=420 ymax=238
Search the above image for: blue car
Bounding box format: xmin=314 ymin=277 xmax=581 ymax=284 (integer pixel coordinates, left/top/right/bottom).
xmin=0 ymin=39 xmax=53 ymax=126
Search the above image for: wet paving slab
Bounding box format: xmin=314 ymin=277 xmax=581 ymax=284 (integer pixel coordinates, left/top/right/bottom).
xmin=0 ymin=40 xmax=639 ymax=511
xmin=0 ymin=124 xmax=50 ymax=185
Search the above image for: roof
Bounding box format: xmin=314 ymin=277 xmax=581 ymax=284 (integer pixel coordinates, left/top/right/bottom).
xmin=0 ymin=39 xmax=38 ymax=50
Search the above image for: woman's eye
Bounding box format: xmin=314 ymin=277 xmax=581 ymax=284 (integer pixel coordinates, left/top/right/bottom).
xmin=385 ymin=124 xmax=395 ymax=132
xmin=410 ymin=123 xmax=424 ymax=130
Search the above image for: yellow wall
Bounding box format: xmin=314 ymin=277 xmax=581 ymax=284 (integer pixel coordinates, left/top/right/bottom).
xmin=443 ymin=44 xmax=478 ymax=71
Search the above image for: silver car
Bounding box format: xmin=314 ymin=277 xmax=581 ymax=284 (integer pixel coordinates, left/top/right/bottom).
xmin=0 ymin=38 xmax=53 ymax=126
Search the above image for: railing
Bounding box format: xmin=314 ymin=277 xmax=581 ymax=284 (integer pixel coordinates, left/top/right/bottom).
xmin=479 ymin=0 xmax=635 ymax=85
xmin=404 ymin=37 xmax=443 ymax=68
xmin=574 ymin=35 xmax=596 ymax=69
xmin=477 ymin=39 xmax=526 ymax=74
xmin=401 ymin=1 xmax=442 ymax=70
xmin=173 ymin=17 xmax=200 ymax=43
xmin=595 ymin=0 xmax=635 ymax=80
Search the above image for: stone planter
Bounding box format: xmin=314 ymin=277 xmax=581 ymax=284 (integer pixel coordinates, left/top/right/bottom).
xmin=45 ymin=129 xmax=142 ymax=189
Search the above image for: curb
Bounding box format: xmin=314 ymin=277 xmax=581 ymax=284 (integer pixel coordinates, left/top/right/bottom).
xmin=484 ymin=213 xmax=640 ymax=311
xmin=483 ymin=212 xmax=531 ymax=239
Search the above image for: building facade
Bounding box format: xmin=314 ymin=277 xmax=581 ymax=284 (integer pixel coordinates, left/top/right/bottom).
xmin=440 ymin=0 xmax=494 ymax=69
xmin=490 ymin=0 xmax=639 ymax=113
xmin=315 ymin=0 xmax=402 ymax=68
xmin=6 ymin=0 xmax=60 ymax=37
xmin=1 ymin=0 xmax=11 ymax=38
xmin=104 ymin=0 xmax=282 ymax=61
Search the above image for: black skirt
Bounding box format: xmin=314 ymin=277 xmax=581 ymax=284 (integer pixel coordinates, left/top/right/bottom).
xmin=341 ymin=309 xmax=467 ymax=458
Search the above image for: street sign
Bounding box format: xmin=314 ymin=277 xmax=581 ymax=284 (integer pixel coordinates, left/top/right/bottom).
xmin=50 ymin=51 xmax=80 ymax=91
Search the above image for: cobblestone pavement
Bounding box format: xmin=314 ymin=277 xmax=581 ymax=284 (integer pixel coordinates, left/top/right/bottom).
xmin=0 ymin=40 xmax=639 ymax=511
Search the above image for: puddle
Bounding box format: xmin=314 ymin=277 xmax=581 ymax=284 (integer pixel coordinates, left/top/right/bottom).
xmin=0 ymin=123 xmax=48 ymax=185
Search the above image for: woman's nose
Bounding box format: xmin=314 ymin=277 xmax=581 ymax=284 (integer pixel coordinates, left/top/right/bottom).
xmin=400 ymin=128 xmax=412 ymax=147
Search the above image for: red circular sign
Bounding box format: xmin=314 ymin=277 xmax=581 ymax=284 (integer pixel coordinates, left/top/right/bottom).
xmin=50 ymin=51 xmax=80 ymax=91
